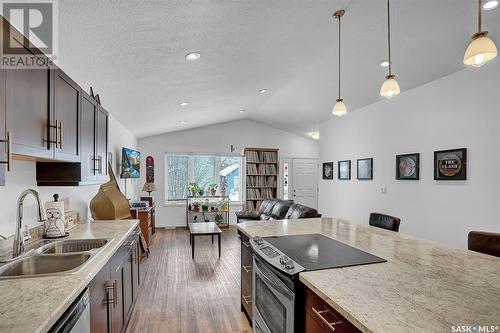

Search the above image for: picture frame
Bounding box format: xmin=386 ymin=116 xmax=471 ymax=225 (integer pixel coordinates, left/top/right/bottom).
xmin=434 ymin=148 xmax=467 ymax=180
xmin=322 ymin=162 xmax=334 ymax=180
xmin=396 ymin=153 xmax=420 ymax=180
xmin=338 ymin=160 xmax=351 ymax=180
xmin=357 ymin=158 xmax=373 ymax=180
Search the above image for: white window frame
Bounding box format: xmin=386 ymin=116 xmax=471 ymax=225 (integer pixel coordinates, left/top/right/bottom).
xmin=164 ymin=152 xmax=243 ymax=205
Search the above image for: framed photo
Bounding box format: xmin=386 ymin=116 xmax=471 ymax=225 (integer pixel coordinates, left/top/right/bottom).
xmin=338 ymin=160 xmax=351 ymax=180
xmin=434 ymin=148 xmax=467 ymax=180
xmin=322 ymin=162 xmax=334 ymax=180
xmin=396 ymin=153 xmax=420 ymax=180
xmin=357 ymin=158 xmax=373 ymax=180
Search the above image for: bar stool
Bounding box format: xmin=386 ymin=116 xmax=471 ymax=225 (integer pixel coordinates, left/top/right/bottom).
xmin=369 ymin=213 xmax=401 ymax=232
xmin=468 ymin=231 xmax=500 ymax=257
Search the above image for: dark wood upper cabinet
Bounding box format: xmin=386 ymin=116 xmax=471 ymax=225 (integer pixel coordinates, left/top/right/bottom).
xmin=5 ymin=63 xmax=53 ymax=159
xmin=96 ymin=106 xmax=108 ymax=179
xmin=80 ymin=92 xmax=97 ymax=182
xmin=53 ymin=69 xmax=81 ymax=162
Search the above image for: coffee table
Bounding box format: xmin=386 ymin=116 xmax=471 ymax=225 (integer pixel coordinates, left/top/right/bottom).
xmin=188 ymin=222 xmax=222 ymax=258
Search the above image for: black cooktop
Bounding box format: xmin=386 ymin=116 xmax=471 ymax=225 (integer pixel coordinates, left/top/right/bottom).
xmin=265 ymin=233 xmax=386 ymax=271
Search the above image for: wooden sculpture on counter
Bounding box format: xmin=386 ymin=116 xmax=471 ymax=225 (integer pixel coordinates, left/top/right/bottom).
xmin=90 ymin=163 xmax=132 ymax=220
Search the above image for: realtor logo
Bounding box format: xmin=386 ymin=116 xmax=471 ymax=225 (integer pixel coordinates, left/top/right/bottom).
xmin=0 ymin=0 xmax=58 ymax=68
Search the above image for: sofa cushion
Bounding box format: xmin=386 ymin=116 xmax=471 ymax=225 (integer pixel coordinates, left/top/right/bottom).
xmin=285 ymin=203 xmax=320 ymax=219
xmin=271 ymin=200 xmax=294 ymax=219
xmin=259 ymin=199 xmax=279 ymax=216
xmin=235 ymin=211 xmax=261 ymax=221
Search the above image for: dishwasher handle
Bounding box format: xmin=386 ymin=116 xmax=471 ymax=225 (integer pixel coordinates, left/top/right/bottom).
xmin=48 ymin=288 xmax=90 ymax=333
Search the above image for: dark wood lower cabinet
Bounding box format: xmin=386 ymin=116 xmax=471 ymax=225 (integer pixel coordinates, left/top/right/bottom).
xmin=303 ymin=286 xmax=361 ymax=333
xmin=89 ymin=228 xmax=143 ymax=333
xmin=238 ymin=230 xmax=253 ymax=324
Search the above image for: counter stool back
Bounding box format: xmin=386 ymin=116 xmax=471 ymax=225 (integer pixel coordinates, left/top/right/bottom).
xmin=369 ymin=213 xmax=401 ymax=232
xmin=468 ymin=231 xmax=500 ymax=258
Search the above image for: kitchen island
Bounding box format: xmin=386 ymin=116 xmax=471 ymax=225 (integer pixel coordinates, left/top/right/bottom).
xmin=237 ymin=217 xmax=500 ymax=333
xmin=0 ymin=219 xmax=139 ymax=333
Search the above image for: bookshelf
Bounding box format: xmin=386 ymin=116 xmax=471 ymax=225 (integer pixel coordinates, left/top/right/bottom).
xmin=244 ymin=148 xmax=279 ymax=211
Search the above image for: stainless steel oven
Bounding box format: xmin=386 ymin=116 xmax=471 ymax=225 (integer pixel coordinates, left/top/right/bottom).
xmin=253 ymin=255 xmax=296 ymax=333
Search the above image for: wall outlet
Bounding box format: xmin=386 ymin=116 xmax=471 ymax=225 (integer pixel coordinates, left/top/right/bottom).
xmin=380 ymin=186 xmax=387 ymax=194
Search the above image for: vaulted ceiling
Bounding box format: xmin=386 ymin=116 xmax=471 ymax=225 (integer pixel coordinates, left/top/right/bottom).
xmin=57 ymin=0 xmax=500 ymax=138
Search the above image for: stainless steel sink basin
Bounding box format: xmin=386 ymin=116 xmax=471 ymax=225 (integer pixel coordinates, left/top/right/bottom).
xmin=41 ymin=238 xmax=108 ymax=254
xmin=0 ymin=253 xmax=91 ymax=278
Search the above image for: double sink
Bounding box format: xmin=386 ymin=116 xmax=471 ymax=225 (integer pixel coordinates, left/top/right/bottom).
xmin=0 ymin=238 xmax=110 ymax=279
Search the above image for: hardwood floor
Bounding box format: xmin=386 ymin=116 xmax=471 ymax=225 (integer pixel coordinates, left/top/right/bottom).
xmin=126 ymin=226 xmax=252 ymax=333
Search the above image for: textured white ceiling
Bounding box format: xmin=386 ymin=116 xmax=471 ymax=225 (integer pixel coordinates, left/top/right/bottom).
xmin=57 ymin=0 xmax=500 ymax=138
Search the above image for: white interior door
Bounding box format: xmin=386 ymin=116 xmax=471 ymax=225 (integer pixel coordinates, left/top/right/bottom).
xmin=292 ymin=159 xmax=318 ymax=209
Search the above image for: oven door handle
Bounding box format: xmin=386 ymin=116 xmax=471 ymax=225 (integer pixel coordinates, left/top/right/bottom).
xmin=253 ymin=257 xmax=294 ymax=301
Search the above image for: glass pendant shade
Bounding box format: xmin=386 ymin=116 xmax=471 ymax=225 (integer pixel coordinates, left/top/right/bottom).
xmin=380 ymin=75 xmax=400 ymax=98
xmin=332 ymin=99 xmax=347 ymax=117
xmin=463 ymin=33 xmax=498 ymax=67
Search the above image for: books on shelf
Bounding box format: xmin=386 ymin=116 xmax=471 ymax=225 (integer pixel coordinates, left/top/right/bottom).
xmin=262 ymin=151 xmax=278 ymax=163
xmin=264 ymin=176 xmax=276 ymax=187
xmin=245 ymin=150 xmax=260 ymax=163
xmin=247 ymin=188 xmax=261 ymax=200
xmin=258 ymin=163 xmax=277 ymax=175
xmin=247 ymin=164 xmax=258 ymax=175
xmin=245 ymin=200 xmax=263 ymax=211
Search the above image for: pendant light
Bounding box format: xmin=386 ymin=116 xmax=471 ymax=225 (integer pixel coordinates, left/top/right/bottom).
xmin=380 ymin=0 xmax=400 ymax=99
xmin=332 ymin=10 xmax=347 ymax=117
xmin=463 ymin=0 xmax=498 ymax=67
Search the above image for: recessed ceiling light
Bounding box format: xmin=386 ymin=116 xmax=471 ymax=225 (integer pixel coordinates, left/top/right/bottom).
xmin=239 ymin=110 xmax=246 ymax=114
xmin=380 ymin=60 xmax=390 ymax=67
xmin=179 ymin=102 xmax=189 ymax=106
xmin=309 ymin=132 xmax=320 ymax=140
xmin=259 ymin=89 xmax=267 ymax=94
xmin=180 ymin=120 xmax=187 ymax=124
xmin=185 ymin=52 xmax=201 ymax=61
xmin=483 ymin=0 xmax=499 ymax=10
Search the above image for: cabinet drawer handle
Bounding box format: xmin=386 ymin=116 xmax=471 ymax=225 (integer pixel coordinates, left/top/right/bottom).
xmin=103 ymin=282 xmax=114 ymax=305
xmin=312 ymin=307 xmax=342 ymax=332
xmin=242 ymin=241 xmax=250 ymax=248
xmin=98 ymin=155 xmax=103 ymax=174
xmin=0 ymin=132 xmax=12 ymax=171
xmin=242 ymin=265 xmax=252 ymax=273
xmin=58 ymin=121 xmax=63 ymax=149
xmin=48 ymin=122 xmax=58 ymax=148
xmin=113 ymin=280 xmax=118 ymax=307
xmin=242 ymin=295 xmax=252 ymax=305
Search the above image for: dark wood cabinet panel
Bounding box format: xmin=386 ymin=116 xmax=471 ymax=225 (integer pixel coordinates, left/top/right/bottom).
xmin=5 ymin=65 xmax=52 ymax=159
xmin=122 ymin=248 xmax=134 ymax=321
xmin=89 ymin=262 xmax=111 ymax=333
xmin=96 ymin=106 xmax=108 ymax=179
xmin=80 ymin=92 xmax=97 ymax=182
xmin=239 ymin=230 xmax=253 ymax=323
xmin=0 ymin=68 xmax=6 ymax=186
xmin=303 ymin=286 xmax=361 ymax=333
xmin=54 ymin=69 xmax=80 ymax=162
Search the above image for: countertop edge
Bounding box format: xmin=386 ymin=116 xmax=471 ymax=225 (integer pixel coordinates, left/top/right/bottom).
xmin=36 ymin=219 xmax=140 ymax=333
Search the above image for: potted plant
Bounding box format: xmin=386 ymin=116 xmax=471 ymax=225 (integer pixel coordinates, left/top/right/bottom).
xmin=214 ymin=213 xmax=224 ymax=225
xmin=201 ymin=199 xmax=209 ymax=212
xmin=220 ymin=201 xmax=228 ymax=212
xmin=192 ymin=202 xmax=201 ymax=212
xmin=220 ymin=179 xmax=228 ymax=196
xmin=208 ymin=183 xmax=218 ymax=196
xmin=188 ymin=182 xmax=201 ymax=196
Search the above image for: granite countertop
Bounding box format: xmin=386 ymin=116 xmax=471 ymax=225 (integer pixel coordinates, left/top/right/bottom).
xmin=0 ymin=219 xmax=139 ymax=333
xmin=237 ymin=218 xmax=500 ymax=333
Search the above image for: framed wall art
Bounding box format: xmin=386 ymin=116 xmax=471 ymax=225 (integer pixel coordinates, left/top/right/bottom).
xmin=322 ymin=162 xmax=334 ymax=180
xmin=338 ymin=160 xmax=351 ymax=180
xmin=434 ymin=148 xmax=467 ymax=180
xmin=357 ymin=158 xmax=373 ymax=180
xmin=396 ymin=153 xmax=420 ymax=180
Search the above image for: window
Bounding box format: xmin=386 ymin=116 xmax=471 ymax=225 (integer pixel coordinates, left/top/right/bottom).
xmin=165 ymin=153 xmax=242 ymax=202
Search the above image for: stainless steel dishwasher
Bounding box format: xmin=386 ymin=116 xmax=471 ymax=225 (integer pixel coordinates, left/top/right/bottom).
xmin=49 ymin=288 xmax=90 ymax=333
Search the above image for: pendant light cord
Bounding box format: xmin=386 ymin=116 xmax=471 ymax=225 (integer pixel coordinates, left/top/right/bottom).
xmin=387 ymin=0 xmax=392 ymax=76
xmin=478 ymin=0 xmax=482 ymax=32
xmin=338 ymin=13 xmax=341 ymax=99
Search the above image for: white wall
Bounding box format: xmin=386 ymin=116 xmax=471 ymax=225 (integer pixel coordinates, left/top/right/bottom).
xmin=138 ymin=119 xmax=319 ymax=227
xmin=0 ymin=113 xmax=138 ymax=238
xmin=319 ymin=61 xmax=500 ymax=248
